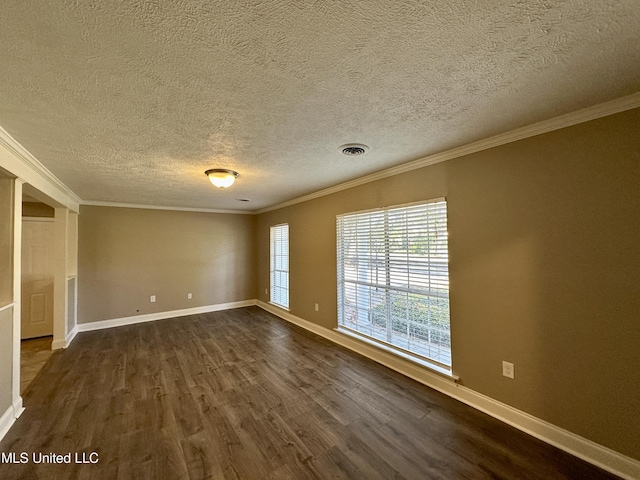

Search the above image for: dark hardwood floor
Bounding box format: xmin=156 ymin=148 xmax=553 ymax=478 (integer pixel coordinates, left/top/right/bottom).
xmin=0 ymin=307 xmax=619 ymax=479
xmin=20 ymin=336 xmax=53 ymax=394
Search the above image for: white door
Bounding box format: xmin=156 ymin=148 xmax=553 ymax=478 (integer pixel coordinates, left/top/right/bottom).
xmin=21 ymin=218 xmax=55 ymax=339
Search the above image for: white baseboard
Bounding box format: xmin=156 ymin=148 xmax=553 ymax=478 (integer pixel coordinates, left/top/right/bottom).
xmin=256 ymin=301 xmax=640 ymax=480
xmin=77 ymin=299 xmax=257 ymax=332
xmin=0 ymin=397 xmax=24 ymax=444
xmin=66 ymin=325 xmax=78 ymax=347
xmin=51 ymin=325 xmax=78 ymax=350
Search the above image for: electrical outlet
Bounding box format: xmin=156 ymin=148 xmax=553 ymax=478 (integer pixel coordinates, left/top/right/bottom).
xmin=150 ymin=295 xmax=156 ymax=303
xmin=502 ymin=361 xmax=514 ymax=379
xmin=315 ymin=303 xmax=319 ymax=312
xmin=187 ymin=293 xmax=192 ymax=299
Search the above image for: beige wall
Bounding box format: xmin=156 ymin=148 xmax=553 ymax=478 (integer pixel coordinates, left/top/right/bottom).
xmin=0 ymin=306 xmax=13 ymax=411
xmin=0 ymin=177 xmax=13 ymax=306
xmin=78 ymin=206 xmax=256 ymax=323
xmin=67 ymin=212 xmax=78 ymax=276
xmin=256 ymin=107 xmax=640 ymax=460
xmin=22 ymin=201 xmax=54 ymax=218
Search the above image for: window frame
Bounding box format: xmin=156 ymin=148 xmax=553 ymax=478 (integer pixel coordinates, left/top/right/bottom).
xmin=336 ymin=199 xmax=452 ymax=374
xmin=269 ymin=223 xmax=290 ymax=310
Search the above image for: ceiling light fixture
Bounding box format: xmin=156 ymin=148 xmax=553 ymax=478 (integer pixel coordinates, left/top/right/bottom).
xmin=205 ymin=169 xmax=239 ymax=189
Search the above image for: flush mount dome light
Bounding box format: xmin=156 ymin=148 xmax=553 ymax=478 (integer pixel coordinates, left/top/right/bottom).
xmin=205 ymin=169 xmax=239 ymax=188
xmin=339 ymin=144 xmax=369 ymax=156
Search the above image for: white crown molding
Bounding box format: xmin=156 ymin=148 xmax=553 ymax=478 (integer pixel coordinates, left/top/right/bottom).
xmin=81 ymin=200 xmax=254 ymax=215
xmin=2 ymin=92 xmax=638 ymax=216
xmin=76 ymin=299 xmax=257 ymax=332
xmin=256 ymin=300 xmax=640 ymax=480
xmin=256 ymin=92 xmax=640 ymax=214
xmin=0 ymin=127 xmax=81 ymax=211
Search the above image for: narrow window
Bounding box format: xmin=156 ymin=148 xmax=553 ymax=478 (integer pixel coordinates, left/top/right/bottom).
xmin=270 ymin=224 xmax=289 ymax=309
xmin=337 ymin=200 xmax=451 ymax=371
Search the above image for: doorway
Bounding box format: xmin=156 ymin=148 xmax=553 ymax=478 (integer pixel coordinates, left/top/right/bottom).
xmin=20 ymin=216 xmax=55 ymax=393
xmin=21 ymin=218 xmax=55 ymax=339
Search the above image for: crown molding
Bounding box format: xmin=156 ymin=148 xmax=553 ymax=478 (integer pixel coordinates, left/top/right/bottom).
xmin=256 ymin=92 xmax=640 ymax=214
xmin=2 ymin=92 xmax=638 ymax=216
xmin=81 ymin=200 xmax=254 ymax=215
xmin=0 ymin=127 xmax=82 ymax=210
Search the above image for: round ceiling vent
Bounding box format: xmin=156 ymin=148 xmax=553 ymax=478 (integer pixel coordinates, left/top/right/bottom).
xmin=340 ymin=144 xmax=369 ymax=156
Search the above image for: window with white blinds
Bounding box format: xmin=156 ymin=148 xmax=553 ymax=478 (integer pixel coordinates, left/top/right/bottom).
xmin=337 ymin=199 xmax=451 ymax=368
xmin=270 ymin=224 xmax=289 ymax=309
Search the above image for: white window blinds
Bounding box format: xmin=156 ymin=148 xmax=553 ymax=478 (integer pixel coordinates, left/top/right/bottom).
xmin=270 ymin=224 xmax=289 ymax=309
xmin=337 ymin=200 xmax=451 ymax=367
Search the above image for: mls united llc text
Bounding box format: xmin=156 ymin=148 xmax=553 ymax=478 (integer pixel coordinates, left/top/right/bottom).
xmin=1 ymin=451 xmax=99 ymax=464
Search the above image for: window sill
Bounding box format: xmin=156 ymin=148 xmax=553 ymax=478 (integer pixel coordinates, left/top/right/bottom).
xmin=268 ymin=302 xmax=290 ymax=312
xmin=334 ymin=327 xmax=458 ymax=381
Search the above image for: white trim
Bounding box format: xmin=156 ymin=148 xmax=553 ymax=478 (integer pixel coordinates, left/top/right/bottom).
xmin=81 ymin=200 xmax=253 ymax=215
xmin=267 ymin=302 xmax=290 ymax=312
xmin=52 ymin=208 xmax=69 ymax=351
xmin=77 ymin=299 xmax=257 ymax=332
xmin=0 ymin=127 xmax=80 ymax=211
xmin=2 ymin=93 xmax=636 ymax=216
xmin=256 ymin=300 xmax=640 ymax=480
xmin=1 ymin=93 xmax=637 ymax=217
xmin=0 ymin=404 xmax=14 ymax=442
xmin=256 ymin=92 xmax=640 ymax=214
xmin=68 ymin=275 xmax=78 ymax=346
xmin=335 ymin=327 xmax=455 ymax=379
xmin=0 ymin=302 xmax=13 ymax=313
xmin=0 ymin=398 xmax=24 ymax=444
xmin=11 ymin=180 xmax=23 ymax=428
xmin=52 ymin=325 xmax=78 ymax=350
xmin=22 ymin=216 xmax=55 ymax=222
xmin=12 ymin=397 xmax=24 ymax=420
xmin=66 ymin=325 xmax=78 ymax=346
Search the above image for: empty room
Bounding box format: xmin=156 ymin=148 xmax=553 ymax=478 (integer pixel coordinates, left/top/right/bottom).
xmin=1 ymin=1 xmax=639 ymax=479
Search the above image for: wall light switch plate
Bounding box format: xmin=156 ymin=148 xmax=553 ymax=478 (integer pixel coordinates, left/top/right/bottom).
xmin=150 ymin=295 xmax=156 ymax=303
xmin=187 ymin=293 xmax=192 ymax=299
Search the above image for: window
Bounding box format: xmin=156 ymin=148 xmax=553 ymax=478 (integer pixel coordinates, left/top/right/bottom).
xmin=337 ymin=199 xmax=451 ymax=369
xmin=270 ymin=224 xmax=289 ymax=309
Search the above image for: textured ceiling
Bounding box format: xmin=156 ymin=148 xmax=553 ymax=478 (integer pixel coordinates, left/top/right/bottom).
xmin=1 ymin=0 xmax=639 ymax=211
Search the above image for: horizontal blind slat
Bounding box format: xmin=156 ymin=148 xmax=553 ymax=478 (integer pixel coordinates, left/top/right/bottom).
xmin=337 ymin=200 xmax=451 ymax=367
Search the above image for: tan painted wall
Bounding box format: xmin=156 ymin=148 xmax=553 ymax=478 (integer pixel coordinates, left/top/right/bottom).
xmin=0 ymin=307 xmax=13 ymax=415
xmin=78 ymin=206 xmax=256 ymax=323
xmin=0 ymin=307 xmax=13 ymax=411
xmin=22 ymin=201 xmax=54 ymax=218
xmin=0 ymin=178 xmax=13 ymax=307
xmin=256 ymin=107 xmax=640 ymax=460
xmin=67 ymin=212 xmax=78 ymax=277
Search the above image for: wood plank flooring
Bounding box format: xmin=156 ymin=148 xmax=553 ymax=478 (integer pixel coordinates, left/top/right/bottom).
xmin=20 ymin=336 xmax=54 ymax=394
xmin=0 ymin=307 xmax=620 ymax=479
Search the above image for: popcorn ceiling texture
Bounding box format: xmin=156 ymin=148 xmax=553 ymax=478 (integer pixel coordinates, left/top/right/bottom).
xmin=0 ymin=0 xmax=639 ymax=210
